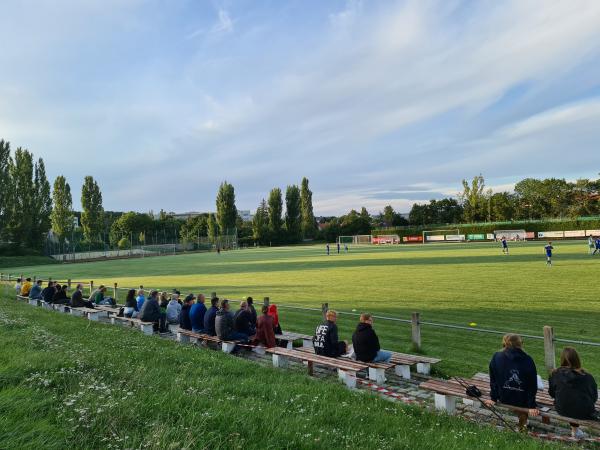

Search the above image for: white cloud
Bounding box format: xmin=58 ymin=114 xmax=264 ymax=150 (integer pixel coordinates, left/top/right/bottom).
xmin=212 ymin=9 xmax=233 ymax=34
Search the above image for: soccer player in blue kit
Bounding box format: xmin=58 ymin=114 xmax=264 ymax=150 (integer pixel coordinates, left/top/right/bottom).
xmin=545 ymin=241 xmax=554 ymax=266
xmin=501 ymin=236 xmax=508 ymax=255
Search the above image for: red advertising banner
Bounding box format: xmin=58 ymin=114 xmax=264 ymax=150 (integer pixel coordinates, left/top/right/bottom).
xmin=403 ymin=235 xmax=423 ymax=243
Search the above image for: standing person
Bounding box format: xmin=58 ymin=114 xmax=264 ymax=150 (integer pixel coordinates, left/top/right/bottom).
xmin=545 ymin=241 xmax=554 ymax=266
xmin=179 ymin=294 xmax=194 ymax=331
xmin=352 ymin=314 xmax=392 ymax=363
xmin=215 ymin=299 xmax=248 ymax=342
xmin=52 ymin=284 xmax=70 ymax=304
xmin=246 ymin=297 xmax=257 ymax=327
xmin=166 ymin=294 xmax=182 ymax=324
xmin=70 ymin=283 xmax=95 ymax=308
xmin=549 ymin=347 xmax=598 ymax=439
xmin=41 ymin=281 xmax=57 ymax=303
xmin=20 ymin=278 xmax=32 ymax=296
xmin=123 ymin=289 xmax=137 ymax=318
xmin=190 ymin=294 xmax=207 ymax=332
xmin=588 ymin=236 xmax=595 ymax=255
xmin=313 ymin=310 xmax=347 ymax=357
xmin=139 ymin=290 xmax=167 ymax=333
xmin=594 ymin=237 xmax=600 ymax=256
xmin=233 ymin=301 xmax=255 ymax=336
xmin=484 ymin=334 xmax=539 ymax=431
xmin=14 ymin=278 xmax=22 ymax=295
xmin=136 ymin=289 xmax=146 ymax=312
xmin=326 ymin=244 xmax=330 ymax=256
xmin=344 ymin=244 xmax=348 ymax=253
xmin=28 ymin=280 xmax=43 ymax=299
xmin=337 ymin=242 xmax=340 ymax=254
xmin=501 ymin=236 xmax=509 ymax=255
xmin=254 ymin=305 xmax=276 ymax=348
xmin=204 ymin=297 xmax=219 ymax=336
xmin=267 ymin=304 xmax=282 ymax=334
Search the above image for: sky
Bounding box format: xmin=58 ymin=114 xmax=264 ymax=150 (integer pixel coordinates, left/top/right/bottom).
xmin=1 ymin=0 xmax=600 ymax=216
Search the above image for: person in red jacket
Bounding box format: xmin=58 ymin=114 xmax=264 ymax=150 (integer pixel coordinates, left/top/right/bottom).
xmin=254 ymin=305 xmax=276 ymax=348
xmin=267 ymin=304 xmax=282 ymax=334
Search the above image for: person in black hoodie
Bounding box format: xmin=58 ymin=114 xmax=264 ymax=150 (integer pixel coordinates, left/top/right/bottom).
xmin=549 ymin=347 xmax=598 ymax=439
xmin=233 ymin=301 xmax=256 ymax=336
xmin=484 ymin=334 xmax=539 ymax=431
xmin=313 ymin=310 xmax=347 ymax=357
xmin=52 ymin=285 xmax=70 ymax=304
xmin=203 ymin=297 xmax=219 ymax=336
xmin=352 ymin=314 xmax=391 ymax=362
xmin=179 ymin=294 xmax=194 ymax=331
xmin=41 ymin=281 xmax=57 ymax=303
xmin=70 ymin=284 xmax=95 ymax=308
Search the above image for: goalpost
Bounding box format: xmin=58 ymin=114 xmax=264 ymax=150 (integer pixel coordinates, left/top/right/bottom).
xmin=337 ymin=235 xmax=372 ymax=245
xmin=422 ymin=229 xmax=461 ymax=243
xmin=494 ymin=229 xmax=527 ymax=241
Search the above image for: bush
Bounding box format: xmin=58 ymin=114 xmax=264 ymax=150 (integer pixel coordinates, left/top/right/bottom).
xmin=117 ymin=237 xmax=131 ymax=250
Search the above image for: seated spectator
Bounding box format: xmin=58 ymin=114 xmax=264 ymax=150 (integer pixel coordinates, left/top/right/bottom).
xmin=20 ymin=278 xmax=32 ymax=296
xmin=123 ymin=289 xmax=137 ymax=318
xmin=136 ymin=289 xmax=146 ymax=312
xmin=70 ymin=283 xmax=95 ymax=308
xmin=484 ymin=334 xmax=539 ymax=431
xmin=267 ymin=304 xmax=282 ymax=334
xmin=28 ymin=280 xmax=44 ymax=300
xmin=172 ymin=289 xmax=181 ymax=304
xmin=203 ymin=297 xmax=219 ymax=336
xmin=246 ymin=297 xmax=257 ymax=327
xmin=313 ymin=310 xmax=347 ymax=357
xmin=215 ymin=299 xmax=248 ymax=342
xmin=234 ymin=301 xmax=256 ymax=336
xmin=52 ymin=285 xmax=70 ymax=304
xmin=41 ymin=281 xmax=57 ymax=303
xmin=190 ymin=294 xmax=207 ymax=332
xmin=549 ymin=347 xmax=598 ymax=439
xmin=92 ymin=285 xmax=115 ymax=306
xmin=159 ymin=292 xmax=169 ymax=313
xmin=352 ymin=313 xmax=391 ymax=363
xmin=139 ymin=290 xmax=167 ymax=333
xmin=254 ymin=305 xmax=276 ymax=348
xmin=14 ymin=278 xmax=22 ymax=295
xmin=179 ymin=294 xmax=194 ymax=330
xmin=166 ymin=294 xmax=182 ymax=324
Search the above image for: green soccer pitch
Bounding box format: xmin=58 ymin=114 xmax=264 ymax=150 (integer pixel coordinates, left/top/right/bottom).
xmin=3 ymin=240 xmax=599 ymax=377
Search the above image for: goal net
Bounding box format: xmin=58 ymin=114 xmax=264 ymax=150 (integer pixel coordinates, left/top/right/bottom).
xmin=422 ymin=229 xmax=461 ymax=243
xmin=494 ymin=230 xmax=526 ymax=241
xmin=372 ymin=234 xmax=400 ymax=244
xmin=337 ymin=235 xmax=372 ymax=245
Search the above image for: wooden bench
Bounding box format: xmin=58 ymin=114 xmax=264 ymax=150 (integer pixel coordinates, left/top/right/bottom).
xmin=16 ymin=295 xmax=29 ymax=302
xmin=275 ymin=331 xmax=313 ymax=349
xmin=111 ymin=316 xmax=154 ymax=335
xmin=420 ymin=378 xmax=600 ymax=432
xmin=176 ymin=329 xmax=240 ymax=354
xmin=266 ymin=347 xmax=369 ymax=388
xmin=389 ymin=351 xmax=441 ymax=375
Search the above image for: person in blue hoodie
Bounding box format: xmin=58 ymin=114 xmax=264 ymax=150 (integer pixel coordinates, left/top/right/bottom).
xmin=485 ymin=334 xmax=539 ymax=431
xmin=203 ymin=297 xmax=219 ymax=336
xmin=28 ymin=280 xmax=44 ymax=300
xmin=136 ymin=289 xmax=146 ymax=312
xmin=190 ymin=294 xmax=207 ymax=332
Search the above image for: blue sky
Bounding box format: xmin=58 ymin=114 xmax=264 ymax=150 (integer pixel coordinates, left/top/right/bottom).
xmin=1 ymin=0 xmax=600 ymax=215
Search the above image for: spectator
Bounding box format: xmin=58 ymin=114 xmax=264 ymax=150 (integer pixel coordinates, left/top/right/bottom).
xmin=484 ymin=334 xmax=539 ymax=431
xmin=254 ymin=304 xmax=276 ymax=348
xmin=179 ymin=294 xmax=194 ymax=330
xmin=28 ymin=280 xmax=44 ymax=300
xmin=52 ymin=285 xmax=70 ymax=304
xmin=92 ymin=285 xmax=115 ymax=306
xmin=190 ymin=294 xmax=207 ymax=333
xmin=215 ymin=299 xmax=248 ymax=342
xmin=267 ymin=304 xmax=282 ymax=334
xmin=136 ymin=289 xmax=146 ymax=312
xmin=549 ymin=347 xmax=598 ymax=439
xmin=41 ymin=281 xmax=57 ymax=303
xmin=246 ymin=297 xmax=257 ymax=326
xmin=352 ymin=313 xmax=392 ymax=363
xmin=14 ymin=278 xmax=22 ymax=295
xmin=203 ymin=297 xmax=219 ymax=336
xmin=166 ymin=294 xmax=182 ymax=324
xmin=139 ymin=290 xmax=167 ymax=333
xmin=172 ymin=289 xmax=181 ymax=304
xmin=123 ymin=289 xmax=137 ymax=318
xmin=159 ymin=292 xmax=169 ymax=313
xmin=234 ymin=301 xmax=256 ymax=336
xmin=313 ymin=310 xmax=347 ymax=357
xmin=70 ymin=283 xmax=95 ymax=308
xmin=20 ymin=278 xmax=32 ymax=296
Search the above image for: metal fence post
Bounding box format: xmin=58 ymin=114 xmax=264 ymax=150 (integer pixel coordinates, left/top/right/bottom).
xmin=113 ymin=283 xmax=118 ymax=303
xmin=411 ymin=312 xmax=422 ymax=351
xmin=211 ymin=292 xmax=217 ymax=299
xmin=90 ymin=281 xmax=94 ymax=296
xmin=543 ymin=326 xmax=556 ymax=372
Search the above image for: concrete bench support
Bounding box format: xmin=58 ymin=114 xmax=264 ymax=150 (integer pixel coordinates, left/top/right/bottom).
xmin=338 ymin=370 xmax=357 ymax=389
xmin=272 ymin=354 xmax=289 ymax=369
xmin=462 ymin=398 xmax=481 ymax=408
xmin=28 ymin=299 xmax=38 ymax=307
xmin=70 ymin=309 xmax=85 ymax=317
xmin=284 ymin=341 xmax=293 ymax=350
xmin=139 ymin=323 xmax=154 ymax=335
xmin=87 ymin=311 xmax=101 ymax=321
xmin=302 ymin=338 xmax=312 ymax=348
xmin=177 ymin=332 xmax=190 ymax=343
xmin=368 ymin=367 xmax=386 ymax=385
xmin=221 ymin=342 xmax=236 ymax=354
xmin=434 ymin=393 xmax=457 ymax=414
xmin=42 ymin=302 xmax=53 ymax=311
xmin=394 ymin=364 xmax=411 ymax=379
xmin=416 ymin=363 xmax=431 ymax=375
xmin=168 ymin=323 xmax=179 ymax=334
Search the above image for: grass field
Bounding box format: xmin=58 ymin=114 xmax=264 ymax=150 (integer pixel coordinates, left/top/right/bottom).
xmin=2 ymin=240 xmax=599 ymax=377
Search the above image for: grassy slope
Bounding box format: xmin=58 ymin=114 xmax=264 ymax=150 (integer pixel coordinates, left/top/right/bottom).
xmin=2 ymin=241 xmax=599 ymax=377
xmin=0 ymin=255 xmax=57 ymax=269
xmin=0 ymin=300 xmax=556 ymax=450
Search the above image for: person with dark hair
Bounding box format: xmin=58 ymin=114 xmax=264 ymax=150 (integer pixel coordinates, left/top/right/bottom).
xmin=215 ymin=299 xmax=248 ymax=342
xmin=233 ymin=301 xmax=255 ymax=337
xmin=190 ymin=294 xmax=207 ymax=333
xmin=28 ymin=280 xmax=44 ymax=300
xmin=20 ymin=278 xmax=32 ymax=296
xmin=203 ymin=297 xmax=219 ymax=336
xmin=70 ymin=283 xmax=95 ymax=308
xmin=352 ymin=313 xmax=391 ymax=363
xmin=179 ymin=294 xmax=194 ymax=331
xmin=124 ymin=289 xmax=137 ymax=318
xmin=549 ymin=347 xmax=598 ymax=439
xmin=254 ymin=304 xmax=276 ymax=348
xmin=93 ymin=285 xmax=115 ymax=306
xmin=484 ymin=334 xmax=539 ymax=431
xmin=14 ymin=278 xmax=22 ymax=295
xmin=139 ymin=290 xmax=167 ymax=333
xmin=246 ymin=297 xmax=257 ymax=326
xmin=313 ymin=310 xmax=347 ymax=357
xmin=41 ymin=281 xmax=57 ymax=303
xmin=52 ymin=285 xmax=69 ymax=304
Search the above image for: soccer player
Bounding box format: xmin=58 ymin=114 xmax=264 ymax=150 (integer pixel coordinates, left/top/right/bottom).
xmin=594 ymin=237 xmax=600 ymax=256
xmin=545 ymin=241 xmax=554 ymax=266
xmin=344 ymin=243 xmax=348 ymax=253
xmin=501 ymin=236 xmax=508 ymax=255
xmin=337 ymin=242 xmax=340 ymax=254
xmin=588 ymin=236 xmax=595 ymax=255
xmin=326 ymin=243 xmax=330 ymax=256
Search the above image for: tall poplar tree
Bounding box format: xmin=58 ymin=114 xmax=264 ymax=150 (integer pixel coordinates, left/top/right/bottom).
xmin=252 ymin=199 xmax=269 ymax=245
xmin=50 ymin=176 xmax=73 ymax=242
xmin=207 ymin=213 xmax=218 ymax=243
xmin=216 ymin=181 xmax=237 ymax=235
xmin=81 ymin=176 xmax=105 ymax=242
xmin=268 ymin=187 xmax=283 ymax=242
xmin=8 ymin=148 xmax=35 ymax=248
xmin=31 ymin=158 xmax=52 ymax=247
xmin=300 ymin=177 xmax=317 ymax=238
xmin=285 ymin=185 xmax=302 ymax=243
xmin=0 ymin=140 xmax=12 ymax=240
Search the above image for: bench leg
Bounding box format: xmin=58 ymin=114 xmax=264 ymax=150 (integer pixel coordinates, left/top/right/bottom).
xmin=368 ymin=367 xmax=386 ymax=385
xmin=434 ymin=393 xmax=457 ymax=414
xmin=70 ymin=309 xmax=85 ymax=317
xmin=88 ymin=312 xmax=100 ymax=322
xmin=307 ymin=361 xmax=314 ymax=376
xmin=416 ymin=363 xmax=431 ymax=375
xmin=221 ymin=342 xmax=236 ymax=354
xmin=338 ymin=370 xmax=357 ymax=389
xmin=285 ymin=341 xmax=293 ymax=350
xmin=302 ymin=338 xmax=312 ymax=348
xmin=462 ymin=398 xmax=481 ymax=408
xmin=177 ymin=332 xmax=190 ymax=343
xmin=394 ymin=364 xmax=411 ymax=379
xmin=42 ymin=302 xmax=52 ymax=310
xmin=272 ymin=354 xmax=288 ymax=368
xmin=140 ymin=324 xmax=154 ymax=335
xmin=168 ymin=323 xmax=179 ymax=334
xmin=28 ymin=299 xmax=38 ymax=307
